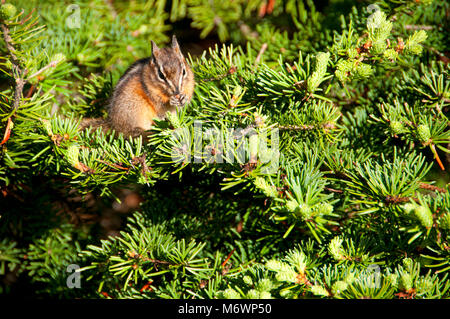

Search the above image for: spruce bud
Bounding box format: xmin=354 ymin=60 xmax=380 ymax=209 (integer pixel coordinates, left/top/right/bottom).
xmin=254 ymin=177 xmax=278 ymax=198
xmin=298 ymin=203 xmax=312 ymax=219
xmin=347 ymin=48 xmax=358 ymax=59
xmin=307 ymin=72 xmax=321 ymax=92
xmin=356 ymin=63 xmax=374 ymax=78
xmin=259 ymin=291 xmax=272 ymax=299
xmin=311 ymin=285 xmax=330 ymax=297
xmin=0 ymin=3 xmax=17 ymax=21
xmin=307 ymin=52 xmax=330 ymax=92
xmin=414 ymin=205 xmax=433 ymax=229
xmin=383 ymin=49 xmax=399 ymax=62
xmin=317 ymin=202 xmax=334 ymax=215
xmin=417 ymin=124 xmax=431 ymax=143
xmin=265 ymin=259 xmax=285 ymax=272
xmin=315 ymin=52 xmax=330 ymax=74
xmin=41 ymin=119 xmax=53 ymax=136
xmin=285 ymin=199 xmax=298 ymax=212
xmin=247 ymin=289 xmax=259 ymax=299
xmin=222 ymin=288 xmax=241 ymax=299
xmin=332 ymin=281 xmax=348 ymax=295
xmin=399 ymin=273 xmax=412 ymax=291
xmin=387 ymin=274 xmax=399 ymax=288
xmin=335 ymin=60 xmax=353 ymax=82
xmin=371 ymin=39 xmax=386 ymax=55
xmin=66 ymin=144 xmax=80 ymax=168
xmin=401 ymin=202 xmax=417 ymax=216
xmin=402 ymin=257 xmax=414 ymax=270
xmin=243 ymin=275 xmax=253 ymax=286
xmin=390 ymin=120 xmax=405 ymax=134
xmin=329 ymin=236 xmax=345 ymax=261
xmin=404 ymin=30 xmax=427 ymax=55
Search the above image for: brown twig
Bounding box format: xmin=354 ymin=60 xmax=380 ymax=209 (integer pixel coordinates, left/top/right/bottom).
xmin=1 ymin=23 xmax=26 ymax=115
xmin=385 ymin=195 xmax=417 ymax=204
xmin=277 ymin=124 xmax=315 ymax=131
xmin=419 ymin=182 xmax=447 ymax=193
xmin=254 ymin=43 xmax=267 ymax=66
xmin=1 ymin=19 xmax=28 ymax=149
xmin=132 ymin=154 xmax=152 ymax=184
xmin=19 ymin=8 xmax=35 ymax=25
xmin=143 ymin=258 xmax=171 ymax=265
xmin=97 ymin=159 xmax=130 ymax=171
xmin=258 ymin=0 xmax=276 ymax=18
xmin=0 ymin=24 xmax=18 ymax=62
xmin=0 ymin=117 xmax=13 ymax=145
xmin=324 ymin=187 xmax=344 ymax=194
xmin=430 ymin=143 xmax=445 ymax=171
xmin=25 ymin=84 xmax=36 ymax=98
xmin=221 ymin=248 xmax=235 ymax=268
xmin=27 ymin=60 xmax=59 ymax=80
xmin=404 ymin=25 xmax=433 ymax=30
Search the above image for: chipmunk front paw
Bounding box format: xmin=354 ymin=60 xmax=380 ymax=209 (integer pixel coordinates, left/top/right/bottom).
xmin=170 ymin=93 xmax=187 ymax=108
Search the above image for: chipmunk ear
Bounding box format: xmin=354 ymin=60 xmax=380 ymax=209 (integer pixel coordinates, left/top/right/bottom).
xmin=171 ymin=35 xmax=180 ymax=52
xmin=151 ymin=40 xmax=159 ymax=56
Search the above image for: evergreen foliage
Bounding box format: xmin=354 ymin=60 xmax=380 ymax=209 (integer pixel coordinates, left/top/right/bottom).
xmin=0 ymin=0 xmax=449 ymax=299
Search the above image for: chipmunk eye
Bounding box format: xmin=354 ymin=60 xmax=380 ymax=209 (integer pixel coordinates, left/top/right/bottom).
xmin=182 ymin=68 xmax=186 ymax=77
xmin=157 ymin=68 xmax=166 ymax=81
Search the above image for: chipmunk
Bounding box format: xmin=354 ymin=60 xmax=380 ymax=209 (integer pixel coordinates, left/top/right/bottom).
xmin=81 ymin=35 xmax=195 ymax=137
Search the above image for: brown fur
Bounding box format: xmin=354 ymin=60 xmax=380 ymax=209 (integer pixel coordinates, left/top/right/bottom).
xmin=80 ymin=35 xmax=195 ymax=137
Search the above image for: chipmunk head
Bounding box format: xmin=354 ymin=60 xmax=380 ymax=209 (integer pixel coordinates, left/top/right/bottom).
xmin=150 ymin=35 xmax=193 ymax=108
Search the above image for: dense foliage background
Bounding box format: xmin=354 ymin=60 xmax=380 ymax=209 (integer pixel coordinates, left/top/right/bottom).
xmin=0 ymin=0 xmax=449 ymax=299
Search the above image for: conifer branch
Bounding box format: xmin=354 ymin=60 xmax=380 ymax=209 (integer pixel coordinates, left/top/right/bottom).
xmin=0 ymin=22 xmax=25 ymax=115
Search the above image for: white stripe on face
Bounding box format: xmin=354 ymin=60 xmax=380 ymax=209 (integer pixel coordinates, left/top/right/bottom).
xmin=178 ymin=73 xmax=183 ymax=92
xmin=178 ymin=63 xmax=185 ymax=92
